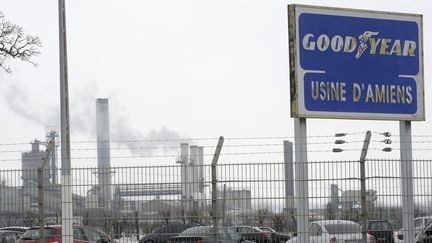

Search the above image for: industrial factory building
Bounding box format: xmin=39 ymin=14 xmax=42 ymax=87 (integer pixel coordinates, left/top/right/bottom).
xmin=0 ymin=98 xmax=252 ymax=229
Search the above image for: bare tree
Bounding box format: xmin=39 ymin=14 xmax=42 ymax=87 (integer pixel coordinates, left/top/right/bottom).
xmin=160 ymin=210 xmax=171 ymax=225
xmin=255 ymin=208 xmax=270 ymax=227
xmin=0 ymin=12 xmax=42 ymax=73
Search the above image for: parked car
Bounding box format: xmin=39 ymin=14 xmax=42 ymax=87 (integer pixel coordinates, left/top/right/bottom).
xmin=138 ymin=224 xmax=197 ymax=243
xmin=0 ymin=230 xmax=24 ymax=243
xmin=258 ymin=227 xmax=291 ymax=243
xmin=287 ymin=220 xmax=376 ymax=243
xmin=168 ymin=226 xmax=247 ymax=243
xmin=229 ymin=226 xmax=271 ymax=243
xmin=415 ymin=220 xmax=432 ymax=242
xmin=16 ymin=225 xmax=117 ymax=243
xmin=397 ymin=216 xmax=432 ymax=240
xmin=363 ymin=220 xmax=394 ymax=243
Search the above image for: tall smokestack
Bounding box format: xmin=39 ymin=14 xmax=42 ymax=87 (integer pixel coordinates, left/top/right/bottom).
xmin=197 ymin=146 xmax=204 ymax=194
xmin=189 ymin=145 xmax=198 ymax=197
xmin=96 ymin=98 xmax=112 ymax=207
xmin=180 ymin=143 xmax=189 ymax=200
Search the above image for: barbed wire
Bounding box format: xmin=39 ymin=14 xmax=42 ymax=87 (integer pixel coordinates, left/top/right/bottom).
xmin=0 ymin=132 xmax=374 ymax=147
xmin=4 ymin=131 xmax=432 ymax=147
xmin=0 ymin=140 xmax=369 ymax=153
xmin=4 ymin=146 xmax=432 ymax=162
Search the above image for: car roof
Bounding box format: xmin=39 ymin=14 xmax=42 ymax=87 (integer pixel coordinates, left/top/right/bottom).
xmin=415 ymin=216 xmax=432 ymax=219
xmin=311 ymin=220 xmax=359 ymax=226
xmin=160 ymin=224 xmax=197 ymax=227
xmin=30 ymin=225 xmax=61 ymax=229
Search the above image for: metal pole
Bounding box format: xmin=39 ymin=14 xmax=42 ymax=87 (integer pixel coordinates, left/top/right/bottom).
xmin=359 ymin=131 xmax=371 ymax=243
xmin=38 ymin=167 xmax=45 ymax=243
xmin=221 ymin=184 xmax=226 ymax=226
xmin=38 ymin=141 xmax=53 ymax=243
xmin=49 ymin=131 xmax=58 ymax=184
xmin=58 ymin=1 xmax=73 ymax=243
xmin=294 ymin=118 xmax=308 ymax=243
xmin=400 ymin=121 xmax=415 ymax=243
xmin=135 ymin=211 xmax=139 ymax=241
xmin=211 ymin=137 xmax=224 ymax=243
xmin=284 ymin=141 xmax=295 ymax=209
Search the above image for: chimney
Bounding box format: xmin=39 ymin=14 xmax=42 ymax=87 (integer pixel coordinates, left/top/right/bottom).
xmin=189 ymin=145 xmax=198 ymax=196
xmin=197 ymin=146 xmax=204 ymax=194
xmin=180 ymin=143 xmax=189 ymax=200
xmin=31 ymin=140 xmax=40 ymax=152
xmin=96 ymin=98 xmax=112 ymax=207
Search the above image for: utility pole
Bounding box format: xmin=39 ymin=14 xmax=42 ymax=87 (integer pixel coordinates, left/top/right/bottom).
xmin=58 ymin=1 xmax=73 ymax=243
xmin=360 ymin=131 xmax=371 ymax=243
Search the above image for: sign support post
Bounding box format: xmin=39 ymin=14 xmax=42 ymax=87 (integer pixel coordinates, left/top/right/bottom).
xmin=294 ymin=118 xmax=309 ymax=243
xmin=400 ymin=121 xmax=415 ymax=243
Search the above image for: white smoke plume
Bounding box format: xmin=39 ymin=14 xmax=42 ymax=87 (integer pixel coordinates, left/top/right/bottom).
xmin=0 ymin=80 xmax=59 ymax=127
xmin=109 ymin=99 xmax=190 ymax=156
xmin=0 ymin=79 xmax=188 ymax=155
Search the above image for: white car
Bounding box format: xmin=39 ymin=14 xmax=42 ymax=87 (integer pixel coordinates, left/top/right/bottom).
xmin=397 ymin=216 xmax=432 ymax=240
xmin=287 ymin=220 xmax=376 ymax=243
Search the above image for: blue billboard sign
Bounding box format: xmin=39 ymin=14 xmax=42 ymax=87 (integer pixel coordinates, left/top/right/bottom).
xmin=288 ymin=5 xmax=424 ymax=120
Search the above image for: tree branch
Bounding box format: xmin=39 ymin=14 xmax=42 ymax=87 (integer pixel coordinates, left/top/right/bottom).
xmin=0 ymin=13 xmax=42 ymax=73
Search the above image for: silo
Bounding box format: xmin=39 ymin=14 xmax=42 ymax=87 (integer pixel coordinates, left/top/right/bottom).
xmin=21 ymin=141 xmax=47 ymax=185
xmin=96 ymin=98 xmax=112 ymax=207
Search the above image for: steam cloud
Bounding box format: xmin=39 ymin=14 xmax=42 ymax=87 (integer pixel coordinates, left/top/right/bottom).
xmin=0 ymin=80 xmax=189 ymax=156
xmin=0 ymin=80 xmax=59 ymax=127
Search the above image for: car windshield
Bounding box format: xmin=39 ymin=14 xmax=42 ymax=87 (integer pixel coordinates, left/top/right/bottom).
xmin=369 ymin=221 xmax=391 ymax=230
xmin=152 ymin=226 xmax=170 ymax=234
xmin=180 ymin=227 xmax=233 ymax=238
xmin=180 ymin=227 xmax=212 ymax=236
xmin=324 ymin=224 xmax=362 ymax=234
xmin=20 ymin=229 xmax=57 ymax=240
xmin=227 ymin=231 xmax=242 ymax=240
xmin=426 ymin=218 xmax=432 ymax=226
xmin=260 ymin=228 xmax=275 ymax=233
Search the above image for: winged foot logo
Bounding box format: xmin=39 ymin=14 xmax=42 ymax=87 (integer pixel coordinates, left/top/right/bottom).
xmin=302 ymin=31 xmax=417 ymax=59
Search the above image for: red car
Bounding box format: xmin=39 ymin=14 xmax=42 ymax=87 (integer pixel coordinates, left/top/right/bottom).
xmin=17 ymin=225 xmax=117 ymax=243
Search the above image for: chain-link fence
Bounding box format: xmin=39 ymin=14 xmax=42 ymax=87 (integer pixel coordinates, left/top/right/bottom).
xmin=0 ymin=159 xmax=430 ymax=242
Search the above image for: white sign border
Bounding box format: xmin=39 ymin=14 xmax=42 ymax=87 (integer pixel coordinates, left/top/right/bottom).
xmin=288 ymin=4 xmax=425 ymax=121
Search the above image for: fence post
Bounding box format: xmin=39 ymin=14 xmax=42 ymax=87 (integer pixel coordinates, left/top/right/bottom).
xmin=283 ymin=141 xmax=295 ymax=232
xmin=38 ymin=141 xmax=53 ymax=243
xmin=211 ymin=137 xmax=224 ymax=243
xmin=359 ymin=131 xmax=371 ymax=243
xmin=135 ymin=211 xmax=139 ymax=241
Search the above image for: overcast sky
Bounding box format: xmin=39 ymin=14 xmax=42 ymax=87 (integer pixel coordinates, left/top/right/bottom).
xmin=0 ymin=0 xmax=431 ymax=168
